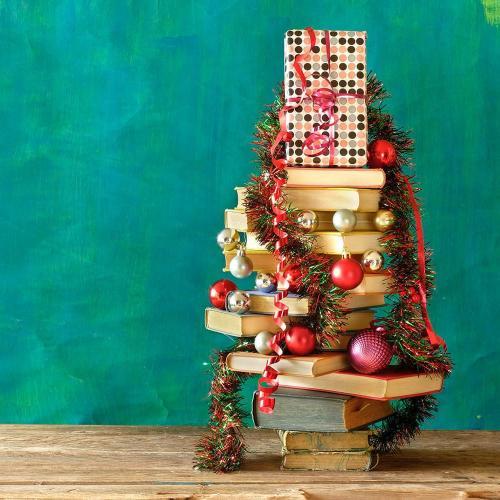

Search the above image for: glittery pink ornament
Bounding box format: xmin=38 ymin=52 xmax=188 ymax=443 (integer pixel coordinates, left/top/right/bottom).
xmin=348 ymin=329 xmax=393 ymax=374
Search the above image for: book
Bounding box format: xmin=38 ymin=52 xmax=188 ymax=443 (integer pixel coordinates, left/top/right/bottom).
xmin=236 ymin=187 xmax=381 ymax=212
xmin=278 ymin=430 xmax=372 ymax=452
xmin=252 ymin=388 xmax=393 ymax=432
xmin=224 ymin=208 xmax=376 ymax=232
xmin=277 ymin=367 xmax=445 ymax=400
xmin=205 ymin=307 xmax=375 ymax=336
xmin=285 ymin=167 xmax=386 ymax=188
xmin=247 ymin=291 xmax=385 ymax=315
xmin=281 ymin=450 xmax=375 ymax=471
xmin=321 ymin=333 xmax=354 ymax=351
xmin=226 ymin=352 xmax=350 ymax=377
xmin=223 ymin=250 xmax=378 ymax=274
xmin=245 ymin=231 xmax=383 ymax=255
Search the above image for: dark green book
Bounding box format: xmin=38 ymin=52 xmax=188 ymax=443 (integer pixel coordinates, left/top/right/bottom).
xmin=252 ymin=388 xmax=392 ymax=432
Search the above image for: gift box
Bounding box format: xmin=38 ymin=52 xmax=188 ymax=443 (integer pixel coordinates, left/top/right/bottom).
xmin=284 ymin=29 xmax=367 ymax=167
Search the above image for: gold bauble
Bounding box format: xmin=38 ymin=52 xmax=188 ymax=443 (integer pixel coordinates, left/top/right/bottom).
xmin=216 ymin=228 xmax=240 ymax=251
xmin=361 ymin=249 xmax=384 ymax=272
xmin=374 ymin=209 xmax=396 ymax=232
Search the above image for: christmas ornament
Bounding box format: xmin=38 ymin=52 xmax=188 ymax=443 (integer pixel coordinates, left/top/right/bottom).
xmin=209 ymin=279 xmax=237 ymax=310
xmin=348 ymin=328 xmax=393 ymax=374
xmin=330 ymin=256 xmax=364 ymax=290
xmin=229 ymin=245 xmax=253 ymax=278
xmin=285 ymin=325 xmax=316 ymax=355
xmin=216 ymin=228 xmax=240 ymax=251
xmin=254 ymin=331 xmax=274 ymax=355
xmin=296 ymin=210 xmax=318 ymax=232
xmin=368 ymin=139 xmax=397 ymax=169
xmin=255 ymin=272 xmax=277 ymax=293
xmin=361 ymin=249 xmax=384 ymax=272
xmin=225 ymin=290 xmax=251 ymax=315
xmin=332 ymin=209 xmax=357 ymax=233
xmin=283 ymin=264 xmax=303 ymax=293
xmin=374 ymin=209 xmax=396 ymax=232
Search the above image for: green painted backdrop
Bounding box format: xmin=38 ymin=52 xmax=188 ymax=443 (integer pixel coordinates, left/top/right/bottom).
xmin=0 ymin=0 xmax=498 ymax=428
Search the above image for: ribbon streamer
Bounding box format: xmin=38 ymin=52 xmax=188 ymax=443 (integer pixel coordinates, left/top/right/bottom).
xmin=257 ymin=27 xmax=368 ymax=412
xmin=403 ymin=175 xmax=446 ymax=348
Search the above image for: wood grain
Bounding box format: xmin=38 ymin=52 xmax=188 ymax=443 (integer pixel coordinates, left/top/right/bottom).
xmin=0 ymin=426 xmax=497 ymax=498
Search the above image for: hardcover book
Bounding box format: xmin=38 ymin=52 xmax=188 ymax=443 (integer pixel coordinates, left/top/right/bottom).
xmin=236 ymin=187 xmax=380 ymax=212
xmin=277 ymin=368 xmax=445 ymax=400
xmin=278 ymin=430 xmax=372 ymax=452
xmin=226 ymin=351 xmax=350 ymax=377
xmin=284 ymin=167 xmax=385 ymax=188
xmin=281 ymin=450 xmax=375 ymax=471
xmin=225 ymin=208 xmax=377 ymax=232
xmin=252 ymin=388 xmax=393 ymax=432
xmin=247 ymin=290 xmax=385 ymax=314
xmin=205 ymin=307 xmax=374 ymax=336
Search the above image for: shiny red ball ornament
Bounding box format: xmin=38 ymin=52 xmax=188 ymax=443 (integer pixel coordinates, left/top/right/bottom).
xmin=285 ymin=325 xmax=316 ymax=355
xmin=348 ymin=329 xmax=393 ymax=374
xmin=330 ymin=257 xmax=364 ymax=290
xmin=368 ymin=139 xmax=397 ymax=169
xmin=208 ymin=279 xmax=237 ymax=309
xmin=283 ymin=264 xmax=303 ymax=293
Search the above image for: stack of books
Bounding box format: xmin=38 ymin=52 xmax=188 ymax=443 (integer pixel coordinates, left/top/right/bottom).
xmin=208 ymin=167 xmax=444 ymax=471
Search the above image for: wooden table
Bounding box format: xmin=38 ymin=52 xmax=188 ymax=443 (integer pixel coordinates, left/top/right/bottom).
xmin=0 ymin=426 xmax=498 ymax=499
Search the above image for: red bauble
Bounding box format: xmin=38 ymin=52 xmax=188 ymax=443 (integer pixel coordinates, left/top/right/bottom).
xmin=368 ymin=139 xmax=397 ymax=169
xmin=209 ymin=279 xmax=237 ymax=309
xmin=283 ymin=264 xmax=303 ymax=293
xmin=330 ymin=257 xmax=364 ymax=290
xmin=285 ymin=325 xmax=316 ymax=355
xmin=348 ymin=329 xmax=393 ymax=374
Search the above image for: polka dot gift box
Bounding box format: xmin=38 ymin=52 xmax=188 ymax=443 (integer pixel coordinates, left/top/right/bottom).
xmin=284 ymin=29 xmax=367 ymax=167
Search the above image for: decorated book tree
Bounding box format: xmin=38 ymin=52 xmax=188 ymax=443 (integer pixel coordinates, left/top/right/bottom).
xmin=195 ymin=28 xmax=452 ymax=473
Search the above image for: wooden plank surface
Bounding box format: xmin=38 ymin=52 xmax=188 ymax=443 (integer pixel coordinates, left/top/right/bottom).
xmin=0 ymin=426 xmax=497 ymax=499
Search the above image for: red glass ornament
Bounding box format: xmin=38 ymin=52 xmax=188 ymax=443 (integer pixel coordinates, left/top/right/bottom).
xmin=348 ymin=329 xmax=393 ymax=374
xmin=285 ymin=325 xmax=316 ymax=355
xmin=209 ymin=279 xmax=237 ymax=309
xmin=283 ymin=264 xmax=303 ymax=293
xmin=330 ymin=257 xmax=364 ymax=290
xmin=368 ymin=139 xmax=397 ymax=169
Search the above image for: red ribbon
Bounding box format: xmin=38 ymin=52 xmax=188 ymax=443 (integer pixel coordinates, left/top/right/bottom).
xmin=403 ymin=175 xmax=446 ymax=348
xmin=257 ymin=27 xmax=367 ymax=412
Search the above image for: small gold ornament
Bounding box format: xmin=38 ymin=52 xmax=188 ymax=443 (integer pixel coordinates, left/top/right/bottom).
xmin=361 ymin=249 xmax=384 ymax=272
xmin=216 ymin=228 xmax=240 ymax=251
xmin=374 ymin=209 xmax=396 ymax=232
xmin=296 ymin=210 xmax=319 ymax=232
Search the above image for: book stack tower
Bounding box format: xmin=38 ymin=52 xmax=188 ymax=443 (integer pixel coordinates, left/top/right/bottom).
xmin=199 ymin=28 xmax=450 ymax=473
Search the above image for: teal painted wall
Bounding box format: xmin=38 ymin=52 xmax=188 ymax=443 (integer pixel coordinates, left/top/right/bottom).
xmin=0 ymin=0 xmax=498 ymax=428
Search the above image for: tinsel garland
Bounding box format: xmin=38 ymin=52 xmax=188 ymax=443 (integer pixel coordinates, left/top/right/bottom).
xmin=194 ymin=339 xmax=252 ymax=472
xmin=195 ymin=74 xmax=452 ymax=471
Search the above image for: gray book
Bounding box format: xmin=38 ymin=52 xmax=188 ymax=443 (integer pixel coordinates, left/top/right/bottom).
xmin=252 ymin=388 xmax=393 ymax=433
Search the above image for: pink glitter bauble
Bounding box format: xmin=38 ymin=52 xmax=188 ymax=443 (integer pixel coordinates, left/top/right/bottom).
xmin=348 ymin=329 xmax=393 ymax=374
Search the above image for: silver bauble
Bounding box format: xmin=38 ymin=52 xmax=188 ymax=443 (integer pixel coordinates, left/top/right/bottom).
xmin=361 ymin=249 xmax=384 ymax=272
xmin=225 ymin=290 xmax=251 ymax=315
xmin=332 ymin=209 xmax=357 ymax=233
xmin=216 ymin=228 xmax=240 ymax=251
xmin=254 ymin=331 xmax=274 ymax=355
xmin=255 ymin=272 xmax=277 ymax=293
xmin=229 ymin=246 xmax=253 ymax=278
xmin=296 ymin=210 xmax=319 ymax=232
